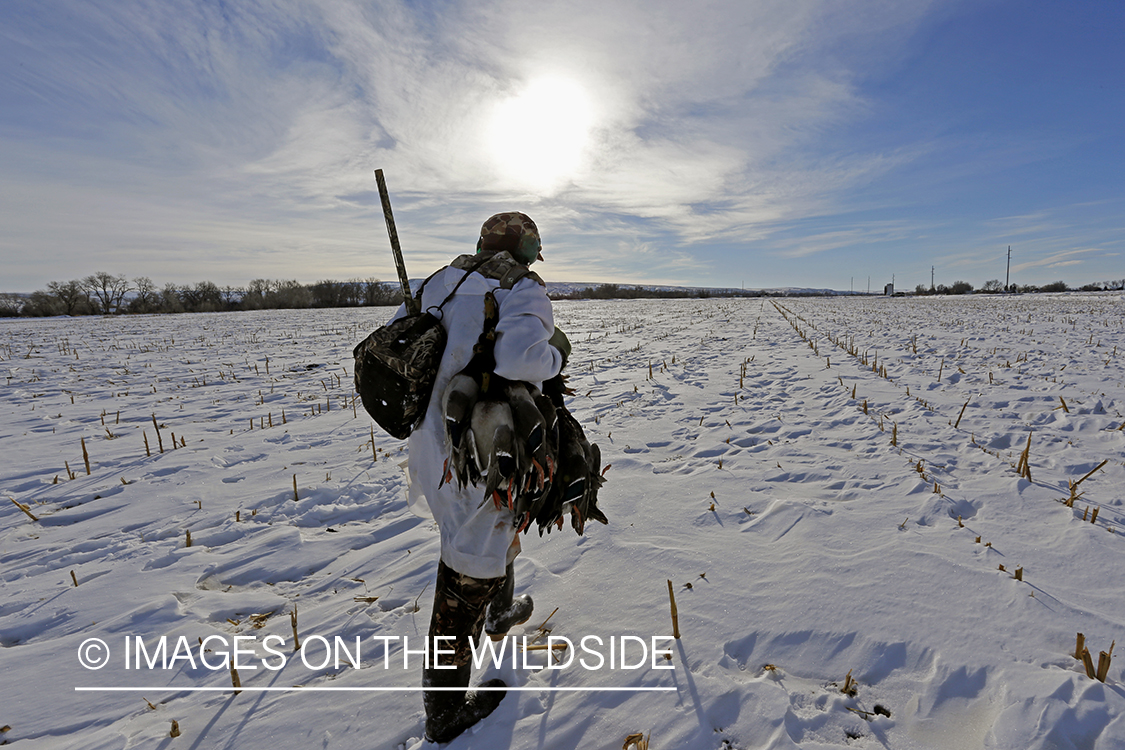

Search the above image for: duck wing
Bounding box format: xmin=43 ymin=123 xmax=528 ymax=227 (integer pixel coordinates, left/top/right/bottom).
xmin=440 ymin=373 xmax=479 ymax=489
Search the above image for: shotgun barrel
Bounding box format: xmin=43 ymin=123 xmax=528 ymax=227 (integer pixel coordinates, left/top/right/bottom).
xmin=374 ymin=169 xmax=418 ymax=315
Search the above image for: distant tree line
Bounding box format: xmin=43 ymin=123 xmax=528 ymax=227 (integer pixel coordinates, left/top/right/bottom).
xmin=4 ymin=272 xmax=1124 ymax=318
xmin=0 ymin=273 xmax=402 ymax=317
xmin=912 ymin=279 xmax=1124 ymax=296
xmin=548 ymin=283 xmax=766 ymax=300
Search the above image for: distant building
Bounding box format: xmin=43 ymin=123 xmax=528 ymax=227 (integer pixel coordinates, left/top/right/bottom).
xmin=884 ymin=283 xmax=894 ymax=296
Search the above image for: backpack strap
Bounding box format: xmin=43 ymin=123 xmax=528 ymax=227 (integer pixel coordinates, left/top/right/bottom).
xmin=497 ymin=263 xmax=543 ymax=290
xmin=452 ymin=250 xmax=544 ymax=289
xmin=413 ymin=266 xmax=445 ymax=305
xmin=432 ymin=250 xmax=543 ymax=394
xmin=420 ymin=254 xmax=493 ymax=319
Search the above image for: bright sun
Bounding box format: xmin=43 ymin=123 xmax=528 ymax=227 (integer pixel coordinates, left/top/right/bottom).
xmin=486 ymin=76 xmax=593 ymax=193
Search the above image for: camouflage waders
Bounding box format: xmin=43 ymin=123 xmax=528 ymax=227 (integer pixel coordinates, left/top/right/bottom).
xmin=427 ymin=559 xmax=505 ymax=667
xmin=423 ymin=560 xmax=507 ymax=742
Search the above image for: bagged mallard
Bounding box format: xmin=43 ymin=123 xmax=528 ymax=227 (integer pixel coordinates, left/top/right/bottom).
xmin=440 ymin=373 xmax=481 ymax=490
xmin=531 ymin=374 xmax=608 ymax=536
xmin=470 ymin=399 xmax=518 ymax=508
xmin=506 ymin=382 xmax=551 ymax=494
xmin=439 ymin=368 xmax=606 ymax=535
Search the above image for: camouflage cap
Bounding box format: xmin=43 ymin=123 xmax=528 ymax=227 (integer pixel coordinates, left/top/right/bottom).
xmin=477 ymin=211 xmax=543 ymax=264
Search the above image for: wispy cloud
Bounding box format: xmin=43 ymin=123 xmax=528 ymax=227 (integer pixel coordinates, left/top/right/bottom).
xmin=1 ymin=0 xmax=1121 ymax=290
xmin=1012 ymin=248 xmax=1108 ymax=274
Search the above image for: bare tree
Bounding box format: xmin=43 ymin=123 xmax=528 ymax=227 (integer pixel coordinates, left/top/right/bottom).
xmin=342 ymin=278 xmax=366 ymax=306
xmin=243 ymin=279 xmax=271 ymax=310
xmin=363 ymin=278 xmax=399 ymax=306
xmin=24 ymin=290 xmax=63 ymax=316
xmin=271 ymin=280 xmax=311 ymax=308
xmin=85 ymin=272 xmax=131 ymax=314
xmin=221 ymin=286 xmax=244 ymax=308
xmin=0 ymin=293 xmax=25 ymax=317
xmin=310 ymin=280 xmax=342 ymax=308
xmin=160 ymin=283 xmax=184 ymax=313
xmin=46 ymin=280 xmax=93 ymax=315
xmin=130 ymin=277 xmax=159 ymax=313
xmin=180 ymin=281 xmax=223 ymax=312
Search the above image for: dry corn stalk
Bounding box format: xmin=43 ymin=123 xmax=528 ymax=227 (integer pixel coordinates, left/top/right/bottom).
xmin=1096 ymin=642 xmax=1114 ymax=682
xmin=1081 ymin=648 xmax=1096 ymax=679
xmin=1016 ymin=432 xmax=1033 ymax=481
xmin=10 ymin=498 xmax=39 ymax=522
xmin=1076 ymin=460 xmax=1107 ymax=485
xmin=623 ymin=733 xmax=649 ymax=750
xmin=954 ymin=398 xmax=970 ymax=429
xmin=248 ymin=612 xmax=274 ymax=629
xmin=667 ymin=580 xmax=680 ymax=639
xmin=1066 ymin=480 xmax=1081 ymax=507
xmin=535 ymin=607 xmax=559 ymax=635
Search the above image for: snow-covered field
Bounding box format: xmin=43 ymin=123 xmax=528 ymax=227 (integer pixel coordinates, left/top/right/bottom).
xmin=2 ymin=294 xmax=1123 ymax=749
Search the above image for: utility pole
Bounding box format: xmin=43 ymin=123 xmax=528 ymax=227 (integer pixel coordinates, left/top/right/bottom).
xmin=1005 ymin=245 xmax=1011 ymax=292
xmin=931 ymin=266 xmax=935 ymax=291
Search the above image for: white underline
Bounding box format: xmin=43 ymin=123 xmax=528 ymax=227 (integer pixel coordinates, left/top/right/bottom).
xmin=75 ymin=686 xmax=675 ymax=692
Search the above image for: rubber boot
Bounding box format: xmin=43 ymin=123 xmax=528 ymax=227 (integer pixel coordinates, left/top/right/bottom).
xmin=423 ymin=663 xmax=507 ymax=744
xmin=484 ymin=562 xmax=534 ymax=640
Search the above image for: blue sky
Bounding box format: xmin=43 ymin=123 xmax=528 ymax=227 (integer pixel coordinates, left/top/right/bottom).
xmin=2 ymin=0 xmax=1122 ymax=292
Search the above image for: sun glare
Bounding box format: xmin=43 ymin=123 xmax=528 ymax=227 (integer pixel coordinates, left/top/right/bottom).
xmin=486 ymin=76 xmax=593 ymax=193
